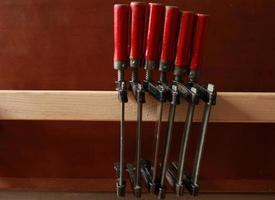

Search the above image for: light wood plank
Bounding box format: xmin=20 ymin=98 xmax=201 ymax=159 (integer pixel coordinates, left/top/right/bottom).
xmin=0 ymin=91 xmax=273 ymax=122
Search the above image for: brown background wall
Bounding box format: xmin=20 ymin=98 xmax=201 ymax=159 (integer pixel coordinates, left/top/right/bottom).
xmin=0 ymin=0 xmax=274 ymax=192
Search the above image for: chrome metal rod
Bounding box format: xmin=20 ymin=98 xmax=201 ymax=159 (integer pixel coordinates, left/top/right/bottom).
xmin=119 ymin=101 xmax=125 ymax=186
xmin=160 ymin=102 xmax=177 ymax=186
xmin=177 ymin=102 xmax=196 ymax=184
xmin=135 ymin=101 xmax=142 ymax=188
xmin=152 ymin=102 xmax=164 ymax=183
xmin=191 ymin=103 xmax=212 ymax=185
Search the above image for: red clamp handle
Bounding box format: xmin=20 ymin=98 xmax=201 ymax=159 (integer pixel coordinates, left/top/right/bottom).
xmin=145 ymin=3 xmax=165 ymax=65
xmin=114 ymin=4 xmax=129 ymax=65
xmin=160 ymin=6 xmax=180 ymax=71
xmin=190 ymin=14 xmax=209 ymax=72
xmin=130 ymin=2 xmax=147 ymax=65
xmin=174 ymin=11 xmax=195 ymax=69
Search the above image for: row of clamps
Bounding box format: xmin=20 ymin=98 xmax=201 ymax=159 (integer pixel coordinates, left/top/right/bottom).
xmin=113 ymin=2 xmax=217 ymax=199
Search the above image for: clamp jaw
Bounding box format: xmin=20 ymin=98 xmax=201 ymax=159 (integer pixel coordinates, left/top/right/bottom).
xmin=183 ymin=173 xmax=200 ymax=196
xmin=114 ymin=162 xmax=126 ymax=197
xmin=140 ymin=159 xmax=159 ymax=193
xmin=174 ymin=81 xmax=199 ymax=104
xmin=188 ymin=82 xmax=217 ymax=106
xmin=126 ymin=163 xmax=141 ymax=197
xmin=130 ymin=81 xmax=145 ymax=103
xmin=169 ymin=83 xmax=181 ymax=105
xmin=144 ymin=80 xmax=171 ymax=103
xmin=116 ymin=81 xmax=128 ymax=103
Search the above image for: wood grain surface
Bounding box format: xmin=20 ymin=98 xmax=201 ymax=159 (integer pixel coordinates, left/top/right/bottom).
xmin=0 ymin=91 xmax=274 ymax=122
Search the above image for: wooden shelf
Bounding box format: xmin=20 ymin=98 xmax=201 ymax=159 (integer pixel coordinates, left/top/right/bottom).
xmin=0 ymin=91 xmax=274 ymax=122
xmin=0 ymin=178 xmax=273 ymax=193
xmin=0 ymin=91 xmax=273 ymax=193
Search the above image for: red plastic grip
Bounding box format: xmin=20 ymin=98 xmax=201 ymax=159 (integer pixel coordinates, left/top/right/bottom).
xmin=160 ymin=6 xmax=180 ymax=64
xmin=130 ymin=2 xmax=147 ymax=61
xmin=113 ymin=4 xmax=129 ymax=62
xmin=174 ymin=11 xmax=195 ymax=68
xmin=145 ymin=3 xmax=165 ymax=61
xmin=190 ymin=14 xmax=209 ymax=71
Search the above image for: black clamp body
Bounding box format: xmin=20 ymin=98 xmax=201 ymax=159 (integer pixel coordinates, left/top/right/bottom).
xmin=173 ymin=81 xmax=199 ymax=104
xmin=144 ymin=80 xmax=173 ymax=103
xmin=169 ymin=83 xmax=181 ymax=105
xmin=115 ymin=81 xmax=128 ymax=103
xmin=166 ymin=162 xmax=179 ymax=194
xmin=140 ymin=160 xmax=158 ymax=193
xmin=126 ymin=163 xmax=141 ymax=197
xmin=130 ymin=81 xmax=145 ymax=103
xmin=167 ymin=161 xmax=200 ymax=196
xmin=114 ymin=60 xmax=129 ymax=103
xmin=129 ymin=56 xmax=146 ymax=103
xmin=188 ymin=82 xmax=216 ymax=105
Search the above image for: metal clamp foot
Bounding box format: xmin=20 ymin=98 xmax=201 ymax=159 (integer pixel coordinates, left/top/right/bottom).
xmin=126 ymin=163 xmax=142 ymax=198
xmin=140 ymin=160 xmax=159 ymax=194
xmin=116 ymin=181 xmax=126 ymax=197
xmin=183 ymin=176 xmax=199 ymax=196
xmin=114 ymin=162 xmax=126 ymax=197
xmin=157 ymin=185 xmax=166 ymax=199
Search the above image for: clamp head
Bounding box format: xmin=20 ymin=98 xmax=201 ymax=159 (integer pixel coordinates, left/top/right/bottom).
xmin=174 ymin=11 xmax=195 ymax=78
xmin=145 ymin=3 xmax=165 ymax=70
xmin=189 ymin=13 xmax=209 ymax=81
xmin=159 ymin=6 xmax=180 ymax=72
xmin=114 ymin=4 xmax=130 ymax=70
xmin=130 ymin=2 xmax=147 ymax=68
